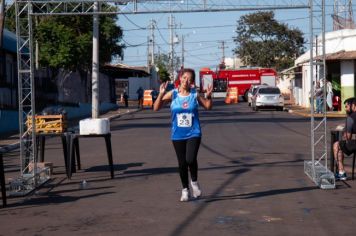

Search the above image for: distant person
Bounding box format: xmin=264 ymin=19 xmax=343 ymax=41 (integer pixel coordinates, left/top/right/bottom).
xmin=326 ymin=80 xmax=333 ymax=111
xmin=123 ymin=90 xmax=129 ymax=108
xmin=153 ymin=68 xmax=213 ymax=202
xmin=333 ymin=97 xmax=356 ymax=180
xmin=309 ymin=82 xmax=315 ymax=111
xmin=150 ymin=88 xmax=158 ymax=108
xmin=315 ymin=81 xmax=324 ymax=113
xmin=136 ymin=87 xmax=144 ymax=109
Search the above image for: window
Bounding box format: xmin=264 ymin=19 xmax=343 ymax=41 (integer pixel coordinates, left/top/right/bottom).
xmin=258 ymin=87 xmax=280 ymax=94
xmin=213 ymin=78 xmax=227 ymax=92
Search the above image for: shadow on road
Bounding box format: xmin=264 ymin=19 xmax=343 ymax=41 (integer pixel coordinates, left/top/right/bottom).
xmin=85 ymin=162 xmax=145 ymax=173
xmin=205 ymin=186 xmax=318 ymax=203
xmin=170 ymin=168 xmax=250 ymax=236
xmin=5 ymin=191 xmax=116 ymax=209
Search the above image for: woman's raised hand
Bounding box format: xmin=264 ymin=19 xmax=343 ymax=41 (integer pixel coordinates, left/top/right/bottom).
xmin=206 ymin=84 xmax=213 ymax=98
xmin=160 ymin=81 xmax=168 ymax=94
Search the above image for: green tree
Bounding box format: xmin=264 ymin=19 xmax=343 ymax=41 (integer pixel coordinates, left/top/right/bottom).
xmin=233 ymin=11 xmax=305 ymax=71
xmin=5 ymin=4 xmax=124 ymax=72
xmin=155 ymin=54 xmax=170 ymax=83
xmin=4 ymin=4 xmax=15 ymax=32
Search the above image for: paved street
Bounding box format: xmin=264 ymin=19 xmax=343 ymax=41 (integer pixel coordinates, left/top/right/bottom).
xmin=1 ymin=100 xmax=356 ymax=236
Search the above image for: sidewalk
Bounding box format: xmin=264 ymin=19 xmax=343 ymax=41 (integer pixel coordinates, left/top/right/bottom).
xmin=285 ymin=104 xmax=346 ymax=118
xmin=0 ymin=105 xmax=140 ymax=153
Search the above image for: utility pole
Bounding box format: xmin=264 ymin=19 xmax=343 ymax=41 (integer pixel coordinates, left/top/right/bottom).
xmin=181 ymin=35 xmax=185 ymax=68
xmin=218 ymin=40 xmax=228 ymax=63
xmin=149 ymin=19 xmax=155 ymax=66
xmin=218 ymin=40 xmax=228 ymax=69
xmin=169 ymin=14 xmax=175 ymax=81
xmin=147 ymin=36 xmax=150 ymax=69
xmin=92 ymin=1 xmax=99 ymax=118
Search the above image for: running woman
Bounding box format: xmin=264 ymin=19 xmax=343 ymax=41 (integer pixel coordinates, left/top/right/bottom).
xmin=153 ymin=68 xmax=213 ymax=201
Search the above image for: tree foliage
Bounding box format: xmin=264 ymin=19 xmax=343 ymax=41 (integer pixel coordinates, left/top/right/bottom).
xmin=233 ymin=11 xmax=305 ymax=71
xmin=155 ymin=54 xmax=170 ymax=82
xmin=4 ymin=4 xmax=16 ymax=32
xmin=5 ymin=4 xmax=124 ymax=72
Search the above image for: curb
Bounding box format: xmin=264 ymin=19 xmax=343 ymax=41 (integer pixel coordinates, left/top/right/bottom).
xmin=287 ymin=108 xmax=346 ymax=118
xmin=0 ymin=108 xmax=140 ymax=154
xmin=105 ymin=108 xmax=140 ymax=121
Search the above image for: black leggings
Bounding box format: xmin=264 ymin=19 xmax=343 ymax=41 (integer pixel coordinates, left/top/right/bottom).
xmin=172 ymin=137 xmax=201 ymax=189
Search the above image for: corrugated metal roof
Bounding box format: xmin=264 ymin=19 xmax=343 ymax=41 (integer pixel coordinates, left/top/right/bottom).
xmin=296 ymin=50 xmax=356 ymax=65
xmin=108 ymin=63 xmax=149 ymax=73
xmin=324 ymin=50 xmax=356 ymax=60
xmin=102 ymin=64 xmax=150 ymax=78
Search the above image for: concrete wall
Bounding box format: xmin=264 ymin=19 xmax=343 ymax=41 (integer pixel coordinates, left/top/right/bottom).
xmin=323 ymin=30 xmax=356 ymax=55
xmin=0 ymin=110 xmax=19 ymax=135
xmin=128 ymin=77 xmax=150 ymax=99
xmin=0 ymin=103 xmax=118 ymax=136
xmin=296 ymin=29 xmax=356 ymax=65
xmin=0 ymin=88 xmax=16 ymax=108
xmin=0 ymin=52 xmax=17 ymax=108
xmin=57 ymin=70 xmax=112 ymax=104
xmin=301 ymin=63 xmax=312 ymax=107
xmin=340 ymin=60 xmax=355 ymax=110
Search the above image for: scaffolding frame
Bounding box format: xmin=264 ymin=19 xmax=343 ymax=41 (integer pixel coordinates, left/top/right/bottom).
xmin=304 ymin=0 xmax=335 ymax=189
xmin=12 ymin=0 xmax=329 ymax=194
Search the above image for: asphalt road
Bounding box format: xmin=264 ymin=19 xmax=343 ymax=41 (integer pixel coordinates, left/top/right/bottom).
xmin=1 ymin=100 xmax=355 ymax=236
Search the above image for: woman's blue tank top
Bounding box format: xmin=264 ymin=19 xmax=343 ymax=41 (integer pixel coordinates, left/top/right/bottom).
xmin=170 ymin=88 xmax=201 ymax=140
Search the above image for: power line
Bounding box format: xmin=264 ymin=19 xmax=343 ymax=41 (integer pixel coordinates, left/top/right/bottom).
xmin=122 ymin=15 xmax=320 ymax=32
xmin=183 ymin=45 xmax=218 ymax=52
xmin=154 ymin=21 xmax=170 ymax=45
xmin=186 ymin=51 xmax=220 ymax=62
xmin=120 ymin=13 xmax=147 ymax=30
xmin=121 ymin=38 xmax=147 ymax=47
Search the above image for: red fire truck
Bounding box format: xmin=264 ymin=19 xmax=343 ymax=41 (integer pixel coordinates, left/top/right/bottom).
xmin=199 ymin=67 xmax=277 ymax=101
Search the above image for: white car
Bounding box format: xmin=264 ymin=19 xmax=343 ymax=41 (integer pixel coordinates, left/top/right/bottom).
xmin=251 ymin=86 xmax=284 ymax=111
xmin=247 ymin=85 xmax=266 ymax=106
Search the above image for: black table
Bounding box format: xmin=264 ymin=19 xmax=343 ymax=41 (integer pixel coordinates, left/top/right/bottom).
xmin=67 ymin=133 xmax=114 ymax=179
xmin=0 ymin=153 xmax=6 ymax=207
xmin=35 ymin=132 xmax=80 ymax=178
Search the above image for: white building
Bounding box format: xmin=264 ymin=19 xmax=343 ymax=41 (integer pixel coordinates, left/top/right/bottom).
xmin=224 ymin=57 xmax=245 ymax=69
xmin=294 ymin=29 xmax=356 ymax=109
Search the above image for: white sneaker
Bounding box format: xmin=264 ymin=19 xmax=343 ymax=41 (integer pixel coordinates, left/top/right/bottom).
xmin=190 ymin=181 xmax=202 ymax=198
xmin=180 ymin=188 xmax=189 ymax=202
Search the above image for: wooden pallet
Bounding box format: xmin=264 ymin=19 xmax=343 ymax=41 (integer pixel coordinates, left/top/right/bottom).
xmin=26 ymin=115 xmax=67 ymax=134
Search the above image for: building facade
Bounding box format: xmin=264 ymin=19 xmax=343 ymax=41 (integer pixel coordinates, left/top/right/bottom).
xmin=294 ymin=29 xmax=356 ymax=110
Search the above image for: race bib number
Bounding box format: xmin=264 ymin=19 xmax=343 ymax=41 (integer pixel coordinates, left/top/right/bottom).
xmin=177 ymin=113 xmax=192 ymax=127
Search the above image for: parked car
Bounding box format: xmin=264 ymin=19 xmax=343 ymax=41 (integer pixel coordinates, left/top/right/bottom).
xmin=247 ymin=84 xmax=266 ymax=106
xmin=251 ymin=86 xmax=284 ymax=111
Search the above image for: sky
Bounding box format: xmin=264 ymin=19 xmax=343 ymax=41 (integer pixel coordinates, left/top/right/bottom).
xmin=116 ymin=2 xmax=347 ymax=72
xmin=4 ymin=0 xmax=354 ymax=72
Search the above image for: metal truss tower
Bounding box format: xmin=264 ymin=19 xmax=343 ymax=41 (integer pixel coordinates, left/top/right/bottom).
xmin=13 ymin=0 xmax=330 ymax=193
xmin=333 ymin=0 xmax=355 ymax=30
xmin=304 ymin=0 xmax=335 ymax=189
